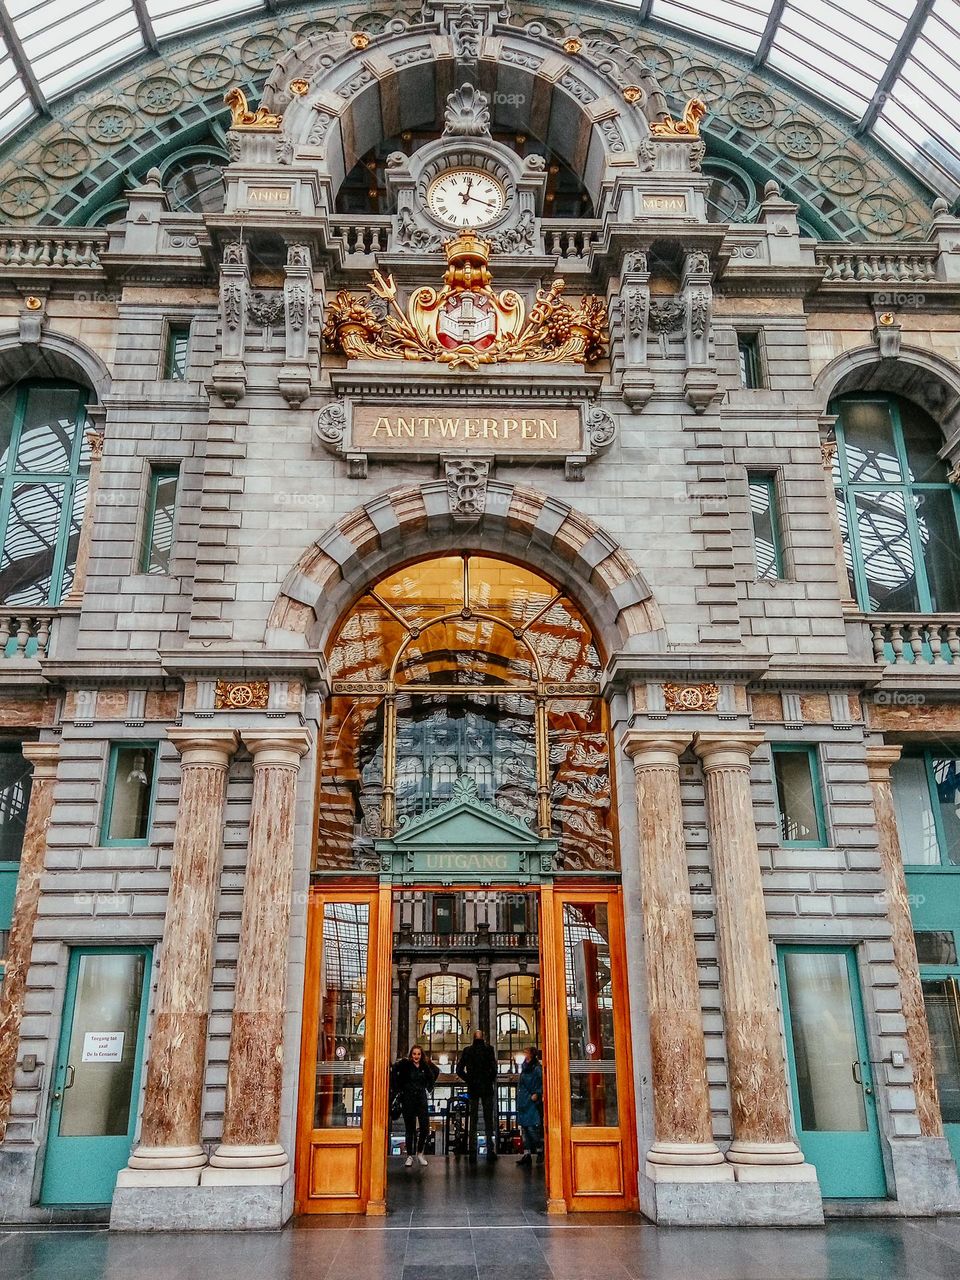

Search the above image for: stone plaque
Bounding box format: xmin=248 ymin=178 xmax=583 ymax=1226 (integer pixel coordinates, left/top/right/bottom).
xmin=244 ymin=186 xmax=292 ymax=207
xmin=350 ymin=405 xmax=581 ymax=453
xmin=642 ymin=194 xmax=687 ymax=213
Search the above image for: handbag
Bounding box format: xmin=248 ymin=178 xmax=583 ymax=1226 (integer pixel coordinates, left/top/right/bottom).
xmin=390 ymin=1091 xmax=404 ymax=1121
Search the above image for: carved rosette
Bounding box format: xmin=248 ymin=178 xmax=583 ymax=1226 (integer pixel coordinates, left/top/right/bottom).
xmin=663 ymin=682 xmax=720 ymax=712
xmin=214 ymin=680 xmax=270 ymax=710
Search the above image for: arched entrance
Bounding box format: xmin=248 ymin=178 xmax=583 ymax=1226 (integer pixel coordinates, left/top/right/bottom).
xmin=294 ymin=553 xmax=639 ymax=1216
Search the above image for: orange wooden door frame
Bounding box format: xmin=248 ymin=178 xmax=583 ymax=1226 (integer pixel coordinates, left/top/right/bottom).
xmin=294 ymin=885 xmax=391 ymax=1215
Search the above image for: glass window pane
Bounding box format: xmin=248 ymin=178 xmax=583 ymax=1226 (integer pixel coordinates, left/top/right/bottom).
xmin=163 ymin=327 xmax=190 ymax=381
xmin=563 ymin=902 xmax=618 ymax=1126
xmin=417 ymin=973 xmax=471 ymax=1060
xmin=105 ymin=746 xmax=156 ymax=843
xmin=774 ymin=749 xmax=823 ymax=844
xmin=851 ymin=489 xmax=921 ymax=612
xmin=58 ymin=952 xmax=145 ymax=1138
xmin=931 ymin=755 xmax=960 ymax=867
xmin=783 ymin=951 xmax=867 ymax=1132
xmin=915 ymin=931 xmax=958 ymax=966
xmin=15 ymin=385 xmax=82 ymax=473
xmin=750 ymin=477 xmax=781 ymax=579
xmin=314 ymin=902 xmax=369 ymax=1128
xmin=892 ymin=756 xmax=941 ymax=865
xmin=900 ymin=400 xmax=948 ymax=483
xmin=0 ymin=480 xmax=67 ymax=606
xmin=141 ymin=469 xmax=179 ymax=574
xmin=550 ymin=698 xmax=614 ymax=871
xmin=916 ymin=488 xmax=960 ymax=613
xmin=840 ymin=401 xmax=902 ymax=483
xmin=0 ymin=742 xmax=32 ymax=862
xmin=922 ymin=978 xmax=960 ymax=1125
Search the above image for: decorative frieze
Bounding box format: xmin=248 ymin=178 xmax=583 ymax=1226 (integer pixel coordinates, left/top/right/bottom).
xmin=214 ymin=679 xmax=270 ymax=710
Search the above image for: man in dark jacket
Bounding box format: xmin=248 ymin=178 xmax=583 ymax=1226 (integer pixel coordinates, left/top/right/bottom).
xmin=456 ymin=1029 xmax=498 ymax=1161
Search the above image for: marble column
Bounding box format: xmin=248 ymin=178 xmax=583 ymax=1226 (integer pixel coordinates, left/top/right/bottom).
xmin=205 ymin=729 xmax=311 ymax=1182
xmin=60 ymin=422 xmax=105 ymax=609
xmin=0 ymin=743 xmax=60 ymax=1141
xmin=119 ymin=729 xmax=238 ymax=1185
xmin=693 ymin=733 xmax=808 ymax=1174
xmin=623 ymin=733 xmax=726 ymax=1171
xmin=866 ymin=745 xmax=943 ymax=1137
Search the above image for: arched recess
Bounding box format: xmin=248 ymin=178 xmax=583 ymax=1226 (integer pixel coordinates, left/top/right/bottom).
xmin=814 ymin=345 xmax=960 ymax=444
xmin=267 ymin=479 xmax=663 ymax=659
xmin=265 ymin=22 xmax=667 ymax=210
xmin=0 ymin=330 xmax=111 ymax=402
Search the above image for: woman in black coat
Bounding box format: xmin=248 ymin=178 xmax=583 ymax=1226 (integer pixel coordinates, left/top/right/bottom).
xmin=390 ymin=1045 xmax=440 ymax=1166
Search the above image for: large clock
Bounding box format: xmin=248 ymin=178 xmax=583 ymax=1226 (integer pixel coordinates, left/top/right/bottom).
xmin=425 ymin=167 xmax=507 ymax=229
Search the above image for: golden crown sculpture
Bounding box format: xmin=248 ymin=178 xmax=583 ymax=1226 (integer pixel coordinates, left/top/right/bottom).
xmin=323 ymin=233 xmax=608 ymax=370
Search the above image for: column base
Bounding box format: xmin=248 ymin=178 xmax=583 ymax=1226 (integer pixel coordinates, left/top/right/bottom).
xmin=888 ymin=1135 xmax=960 ymax=1214
xmin=726 ymin=1140 xmax=805 ymax=1166
xmin=117 ymin=1145 xmax=207 ymax=1187
xmin=640 ymin=1164 xmax=823 ymax=1226
xmin=647 ymin=1141 xmax=726 ymax=1167
xmin=201 ymin=1161 xmax=291 ymax=1187
xmin=208 ymin=1142 xmax=287 ymax=1170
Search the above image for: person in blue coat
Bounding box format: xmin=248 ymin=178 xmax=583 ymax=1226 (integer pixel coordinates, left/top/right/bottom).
xmin=515 ymin=1046 xmax=543 ymax=1165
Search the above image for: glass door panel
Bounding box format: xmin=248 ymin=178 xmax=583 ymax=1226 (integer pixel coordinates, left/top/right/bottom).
xmin=779 ymin=948 xmax=886 ymax=1197
xmin=922 ymin=978 xmax=960 ymax=1170
xmin=40 ymin=948 xmax=151 ymax=1205
xmin=563 ymin=901 xmax=618 ymax=1127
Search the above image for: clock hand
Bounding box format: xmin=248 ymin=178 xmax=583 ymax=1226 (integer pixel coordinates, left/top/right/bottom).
xmin=459 ymin=176 xmax=474 ymax=203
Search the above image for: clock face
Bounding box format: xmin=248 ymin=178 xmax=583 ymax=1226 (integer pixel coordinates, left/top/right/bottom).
xmin=426 ymin=168 xmax=507 ymax=229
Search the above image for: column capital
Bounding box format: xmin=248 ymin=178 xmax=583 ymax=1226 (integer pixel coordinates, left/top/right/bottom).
xmin=865 ymin=743 xmax=903 ymax=782
xmin=621 ymin=731 xmax=691 ymax=769
xmin=21 ymin=742 xmax=59 ymax=780
xmin=167 ymin=728 xmax=239 ymax=768
xmin=693 ymin=731 xmax=765 ymax=771
xmin=241 ymin=728 xmax=312 ymax=768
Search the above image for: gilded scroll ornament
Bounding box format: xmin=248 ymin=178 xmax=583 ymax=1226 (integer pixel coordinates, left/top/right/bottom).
xmin=663 ymin=682 xmax=719 ymax=712
xmin=214 ymin=679 xmax=269 ymax=710
xmin=649 ymin=97 xmax=707 ymax=138
xmin=322 ymin=232 xmax=608 ymax=371
xmin=223 ymin=87 xmax=283 ymax=131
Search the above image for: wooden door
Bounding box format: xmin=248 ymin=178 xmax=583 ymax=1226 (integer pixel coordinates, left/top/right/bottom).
xmin=541 ymin=885 xmax=638 ymax=1212
xmin=295 ymin=887 xmax=391 ymax=1214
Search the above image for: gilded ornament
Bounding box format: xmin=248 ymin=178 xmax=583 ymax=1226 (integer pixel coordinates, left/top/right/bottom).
xmin=223 ymin=87 xmax=283 ymax=131
xmin=622 ymin=86 xmax=643 ymax=105
xmin=214 ymin=679 xmax=269 ymax=710
xmin=24 ymin=296 xmax=43 ymax=311
xmin=351 ymin=32 xmax=371 ymax=49
xmin=649 ymin=98 xmax=707 ymax=139
xmin=562 ymin=38 xmax=582 ymax=54
xmin=663 ymin=683 xmax=719 ymax=713
xmin=289 ymin=78 xmax=310 ymax=96
xmin=322 ymin=233 xmax=608 ymax=371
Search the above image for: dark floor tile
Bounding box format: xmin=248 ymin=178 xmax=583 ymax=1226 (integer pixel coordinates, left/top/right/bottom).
xmin=402 ymin=1267 xmax=478 ymax=1280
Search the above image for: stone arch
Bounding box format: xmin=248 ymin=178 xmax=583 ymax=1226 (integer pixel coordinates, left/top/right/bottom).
xmin=266 ymin=479 xmax=663 ymax=658
xmin=0 ymin=328 xmax=111 ymax=401
xmin=814 ymin=344 xmax=960 ymax=442
xmin=264 ymin=19 xmax=668 ymax=210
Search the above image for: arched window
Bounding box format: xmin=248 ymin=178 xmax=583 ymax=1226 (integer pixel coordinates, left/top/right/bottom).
xmin=416 ymin=975 xmax=471 ymax=1059
xmin=495 ymin=973 xmax=539 ymax=1064
xmin=832 ymin=395 xmax=960 ymax=613
xmin=0 ymin=382 xmax=91 ymax=608
xmin=317 ymin=555 xmax=614 ymax=873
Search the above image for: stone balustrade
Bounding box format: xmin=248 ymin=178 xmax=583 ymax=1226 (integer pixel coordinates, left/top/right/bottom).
xmin=0 ymin=611 xmax=55 ymax=660
xmin=329 ymin=218 xmax=393 ymax=257
xmin=542 ymin=222 xmax=601 ymax=259
xmin=869 ymin=616 xmax=960 ymax=665
xmin=0 ymin=232 xmax=107 ymax=271
xmin=816 ymin=244 xmax=939 ymax=284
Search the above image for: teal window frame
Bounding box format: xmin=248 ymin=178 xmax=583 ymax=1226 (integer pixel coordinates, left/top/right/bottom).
xmin=896 ymin=748 xmax=960 ymax=871
xmin=772 ymin=743 xmax=828 ymax=848
xmin=0 ymin=380 xmax=90 ymax=608
xmin=748 ymin=473 xmax=785 ymax=580
xmin=831 ymin=394 xmax=960 ymax=614
xmin=100 ymin=741 xmax=159 ymax=848
xmin=138 ymin=465 xmax=180 ymax=575
xmin=737 ymin=332 xmax=763 ymax=389
xmin=162 ymin=323 xmax=191 ymax=381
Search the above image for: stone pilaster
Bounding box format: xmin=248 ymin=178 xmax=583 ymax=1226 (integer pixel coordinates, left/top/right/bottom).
xmin=0 ymin=743 xmax=60 ymax=1141
xmin=623 ymin=732 xmax=725 ymax=1171
xmin=117 ymin=729 xmax=238 ymax=1186
xmin=205 ymin=729 xmax=311 ymax=1183
xmin=693 ymin=733 xmax=813 ymax=1180
xmin=60 ymin=420 xmax=105 ymax=609
xmin=865 ymin=746 xmax=942 ymax=1136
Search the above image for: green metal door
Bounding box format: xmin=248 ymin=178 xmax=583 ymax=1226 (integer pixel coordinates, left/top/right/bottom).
xmin=778 ymin=946 xmax=886 ymax=1198
xmin=40 ymin=947 xmax=151 ymax=1205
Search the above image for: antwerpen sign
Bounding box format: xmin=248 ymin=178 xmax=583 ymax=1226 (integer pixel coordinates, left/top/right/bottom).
xmin=351 ymin=406 xmax=580 ymax=452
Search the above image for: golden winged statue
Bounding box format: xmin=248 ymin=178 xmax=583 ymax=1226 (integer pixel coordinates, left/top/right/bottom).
xmin=322 ymin=233 xmax=608 ymax=370
xmin=224 ymin=87 xmax=283 ymax=131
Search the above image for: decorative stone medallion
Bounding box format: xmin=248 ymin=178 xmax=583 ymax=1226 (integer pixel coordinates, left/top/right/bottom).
xmin=214 ymin=679 xmax=270 ymax=710
xmin=663 ymin=682 xmax=720 ymax=712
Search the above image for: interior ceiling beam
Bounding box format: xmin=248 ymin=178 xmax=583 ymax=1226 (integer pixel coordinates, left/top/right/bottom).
xmin=753 ymin=0 xmax=787 ymax=69
xmin=131 ymin=0 xmax=159 ymax=53
xmin=856 ymin=0 xmax=935 ymax=136
xmin=0 ymin=1 xmax=49 ymax=115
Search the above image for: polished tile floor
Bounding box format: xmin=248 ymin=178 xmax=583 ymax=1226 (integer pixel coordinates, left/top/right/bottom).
xmin=3 ymin=1157 xmax=960 ymax=1280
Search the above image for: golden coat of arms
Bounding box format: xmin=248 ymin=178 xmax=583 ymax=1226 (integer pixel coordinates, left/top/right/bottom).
xmin=322 ymin=233 xmax=608 ymax=370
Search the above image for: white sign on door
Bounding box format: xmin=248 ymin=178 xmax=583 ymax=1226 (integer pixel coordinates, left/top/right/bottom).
xmin=81 ymin=1031 xmax=125 ymax=1063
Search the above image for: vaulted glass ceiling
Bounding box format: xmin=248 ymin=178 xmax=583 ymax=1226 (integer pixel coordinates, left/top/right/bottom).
xmin=0 ymin=0 xmax=958 ymax=199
